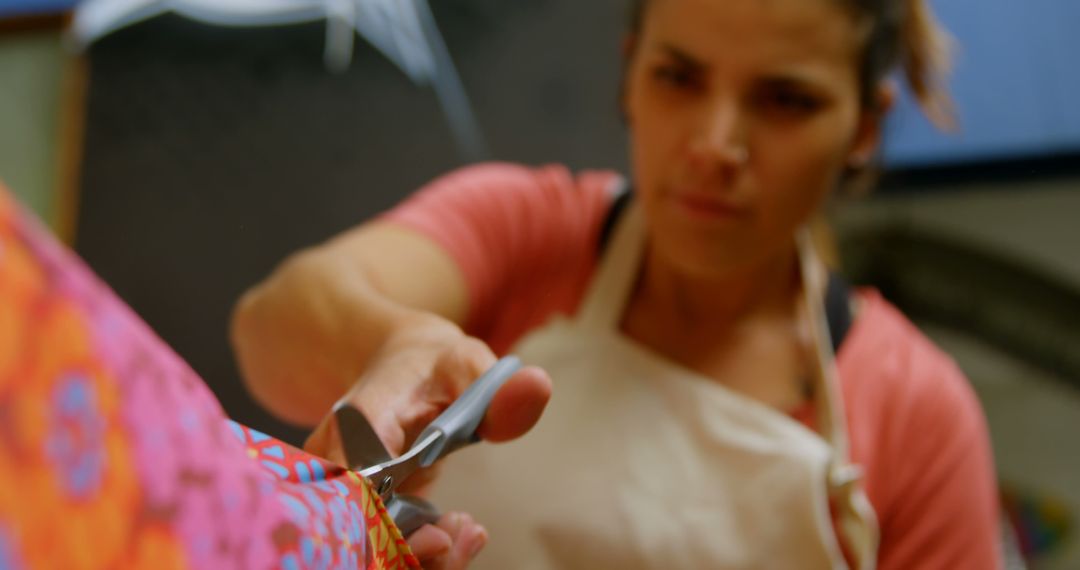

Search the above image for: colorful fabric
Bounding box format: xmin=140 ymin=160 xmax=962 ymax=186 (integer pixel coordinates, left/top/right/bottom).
xmin=1001 ymin=485 xmax=1073 ymax=561
xmin=384 ymin=162 xmax=1002 ymax=569
xmin=0 ymin=186 xmax=419 ymax=569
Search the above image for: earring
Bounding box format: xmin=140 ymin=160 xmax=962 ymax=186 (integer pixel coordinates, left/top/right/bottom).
xmin=847 ymin=152 xmax=871 ymax=170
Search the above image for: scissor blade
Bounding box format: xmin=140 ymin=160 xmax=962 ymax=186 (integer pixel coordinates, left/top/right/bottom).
xmin=343 ymin=356 xmax=520 ymax=501
xmin=333 ymin=402 xmax=392 ymax=471
xmin=358 ymin=430 xmax=441 ymax=497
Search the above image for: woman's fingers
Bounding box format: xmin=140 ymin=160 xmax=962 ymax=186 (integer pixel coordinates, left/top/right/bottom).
xmin=477 ymin=366 xmax=552 ymax=443
xmin=301 ymin=333 xmax=550 ymax=527
xmin=406 ymin=522 xmax=453 ymax=563
xmin=307 ymin=358 xmax=552 ymax=467
xmin=298 ymin=339 xmax=540 ymax=570
xmin=430 ymin=337 xmax=500 ymax=399
xmin=359 ymin=337 xmax=496 ymax=453
xmin=429 ymin=340 xmax=552 ymax=443
xmin=410 ymin=512 xmax=488 ymax=570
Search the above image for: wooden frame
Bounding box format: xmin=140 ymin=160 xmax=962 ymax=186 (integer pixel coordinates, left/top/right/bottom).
xmin=0 ymin=9 xmax=87 ymax=244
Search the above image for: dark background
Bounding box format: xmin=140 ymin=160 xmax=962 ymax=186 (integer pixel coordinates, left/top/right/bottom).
xmin=74 ymin=1 xmax=629 ymax=442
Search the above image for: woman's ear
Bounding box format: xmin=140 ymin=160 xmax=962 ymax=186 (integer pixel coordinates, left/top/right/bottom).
xmin=848 ymin=81 xmax=897 ymax=168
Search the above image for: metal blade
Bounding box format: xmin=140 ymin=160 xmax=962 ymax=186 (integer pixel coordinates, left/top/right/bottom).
xmin=332 ymin=402 xmax=392 ymax=471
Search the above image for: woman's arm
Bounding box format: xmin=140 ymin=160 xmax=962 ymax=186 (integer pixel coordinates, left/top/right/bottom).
xmin=231 ymin=161 xmax=613 ymax=444
xmin=230 ymin=221 xmax=470 ymax=427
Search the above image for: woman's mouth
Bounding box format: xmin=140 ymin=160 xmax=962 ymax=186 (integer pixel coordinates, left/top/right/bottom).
xmin=673 ymin=192 xmax=749 ymax=221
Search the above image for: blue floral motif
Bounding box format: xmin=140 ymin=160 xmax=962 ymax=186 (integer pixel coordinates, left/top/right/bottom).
xmin=45 ymin=374 xmax=106 ymax=499
xmin=0 ymin=524 xmax=24 ymax=570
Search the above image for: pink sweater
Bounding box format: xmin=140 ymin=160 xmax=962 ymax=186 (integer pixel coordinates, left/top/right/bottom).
xmin=384 ymin=162 xmax=1002 ymax=569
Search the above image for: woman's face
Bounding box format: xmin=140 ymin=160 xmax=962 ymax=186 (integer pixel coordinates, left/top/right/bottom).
xmin=624 ymin=0 xmax=884 ymax=277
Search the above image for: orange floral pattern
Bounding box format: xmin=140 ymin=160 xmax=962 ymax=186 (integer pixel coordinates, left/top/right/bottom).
xmin=0 ymin=187 xmax=418 ymax=569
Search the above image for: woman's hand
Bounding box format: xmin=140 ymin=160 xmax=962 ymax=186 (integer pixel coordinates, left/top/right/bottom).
xmin=304 ymin=314 xmax=551 ymax=467
xmin=302 ymin=315 xmax=551 ymax=565
xmin=407 ymin=511 xmax=488 ymax=570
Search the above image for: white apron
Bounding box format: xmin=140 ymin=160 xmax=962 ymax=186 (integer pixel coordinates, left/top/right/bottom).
xmin=432 ymin=201 xmax=879 ymax=569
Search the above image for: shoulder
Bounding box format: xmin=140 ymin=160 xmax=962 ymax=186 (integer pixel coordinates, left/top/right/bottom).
xmin=840 ymin=289 xmax=974 ymax=413
xmin=838 ymin=289 xmax=990 ymax=486
xmin=382 ymin=163 xmax=624 ymax=336
xmin=840 ymin=288 xmax=992 ymax=497
xmin=382 ymin=161 xmax=624 ymax=273
xmin=384 ymin=162 xmax=622 ymax=240
xmin=406 ymin=161 xmax=621 ymax=203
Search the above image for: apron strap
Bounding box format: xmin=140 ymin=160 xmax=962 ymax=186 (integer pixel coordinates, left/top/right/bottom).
xmin=576 ymin=198 xmax=647 ymax=332
xmin=798 ymin=228 xmax=880 ymax=570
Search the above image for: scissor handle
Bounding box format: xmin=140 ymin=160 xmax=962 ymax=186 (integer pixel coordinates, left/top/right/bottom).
xmin=386 ymin=495 xmax=440 ymax=537
xmin=414 ymin=356 xmax=522 ymax=467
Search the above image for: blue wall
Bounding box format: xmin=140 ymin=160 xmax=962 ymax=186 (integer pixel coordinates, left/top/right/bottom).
xmin=884 ymin=0 xmax=1080 ymax=167
xmin=0 ymin=0 xmax=77 ymax=19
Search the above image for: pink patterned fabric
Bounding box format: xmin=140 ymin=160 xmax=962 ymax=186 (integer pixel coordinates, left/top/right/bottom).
xmin=0 ymin=186 xmax=418 ymax=569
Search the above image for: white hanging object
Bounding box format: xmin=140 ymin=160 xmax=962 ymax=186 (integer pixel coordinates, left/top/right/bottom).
xmin=69 ymin=0 xmax=489 ymax=160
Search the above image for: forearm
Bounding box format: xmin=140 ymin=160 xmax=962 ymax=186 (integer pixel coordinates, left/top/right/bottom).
xmin=230 ymin=246 xmax=460 ymax=426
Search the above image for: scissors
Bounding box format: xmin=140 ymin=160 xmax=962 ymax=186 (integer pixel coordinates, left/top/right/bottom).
xmin=332 ymin=356 xmax=522 ymax=536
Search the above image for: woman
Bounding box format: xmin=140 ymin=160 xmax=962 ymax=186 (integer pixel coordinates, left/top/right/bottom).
xmin=231 ymin=0 xmax=1001 ymax=567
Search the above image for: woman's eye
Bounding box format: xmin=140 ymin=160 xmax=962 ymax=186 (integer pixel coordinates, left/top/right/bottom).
xmin=653 ymin=65 xmax=700 ymax=91
xmin=757 ymin=89 xmax=823 ymax=116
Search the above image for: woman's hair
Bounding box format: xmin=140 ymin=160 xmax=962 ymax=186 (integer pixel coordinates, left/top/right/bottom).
xmin=627 ymin=0 xmax=955 ymax=129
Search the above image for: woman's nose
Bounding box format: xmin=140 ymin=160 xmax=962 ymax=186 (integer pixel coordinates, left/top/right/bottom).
xmin=688 ymin=100 xmax=749 ymax=170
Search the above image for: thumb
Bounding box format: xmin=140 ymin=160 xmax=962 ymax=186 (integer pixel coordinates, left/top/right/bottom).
xmin=477 ymin=365 xmax=552 ymax=443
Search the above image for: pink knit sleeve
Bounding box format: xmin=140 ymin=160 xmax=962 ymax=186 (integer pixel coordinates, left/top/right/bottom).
xmin=381 ymin=162 xmax=620 ymax=347
xmin=875 ymin=353 xmax=1002 ymax=569
xmin=842 ymin=296 xmax=1003 ymax=570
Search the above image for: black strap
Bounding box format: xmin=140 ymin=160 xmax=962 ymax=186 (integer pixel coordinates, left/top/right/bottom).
xmin=597 ymin=192 xmax=854 ymax=352
xmin=597 ymin=188 xmax=633 ymax=254
xmin=824 ymin=273 xmax=853 ymax=354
